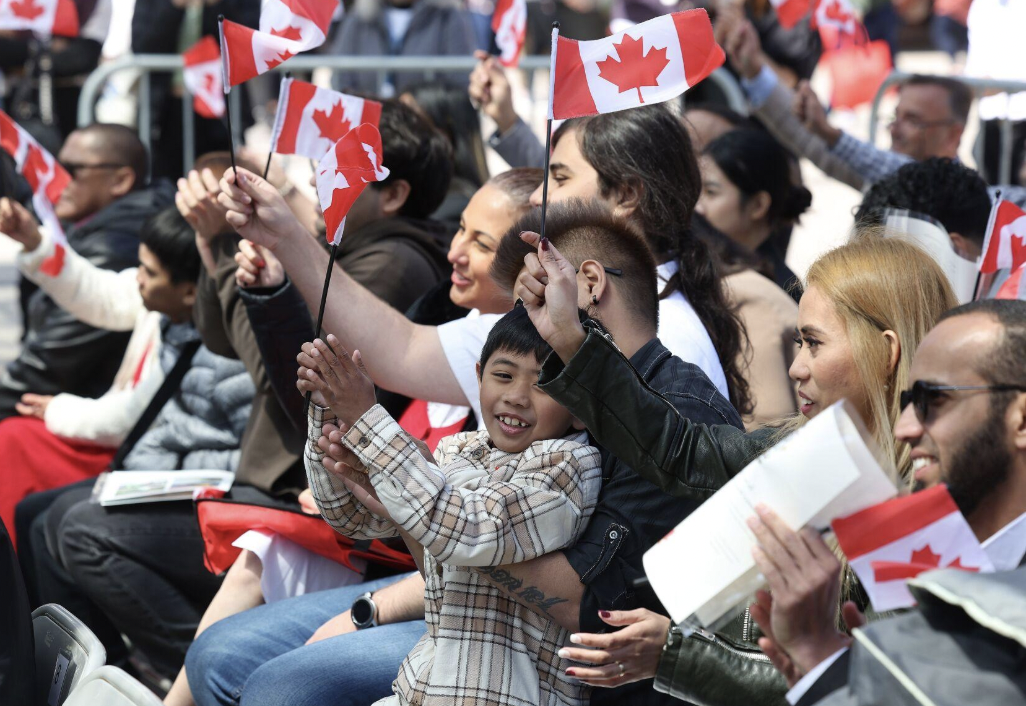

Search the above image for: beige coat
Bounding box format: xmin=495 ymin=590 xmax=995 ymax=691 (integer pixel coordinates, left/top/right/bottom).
xmin=726 ymin=270 xmax=799 ymax=429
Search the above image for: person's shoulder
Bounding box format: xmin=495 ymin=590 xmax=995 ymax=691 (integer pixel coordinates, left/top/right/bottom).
xmin=519 ymin=433 xmax=602 ymax=472
xmin=650 ymin=350 xmax=744 ymax=429
xmin=727 ymin=270 xmax=798 ymax=319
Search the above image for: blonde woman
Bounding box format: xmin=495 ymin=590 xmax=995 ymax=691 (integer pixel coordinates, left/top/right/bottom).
xmin=513 ymin=235 xmax=958 ymax=706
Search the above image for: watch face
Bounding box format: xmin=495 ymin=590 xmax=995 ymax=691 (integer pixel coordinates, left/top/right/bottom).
xmin=352 ymin=597 xmax=373 ymax=625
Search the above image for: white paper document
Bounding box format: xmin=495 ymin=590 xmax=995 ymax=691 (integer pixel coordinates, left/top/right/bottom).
xmin=642 ymin=401 xmax=897 ymax=629
xmin=91 ymin=470 xmax=234 ymax=506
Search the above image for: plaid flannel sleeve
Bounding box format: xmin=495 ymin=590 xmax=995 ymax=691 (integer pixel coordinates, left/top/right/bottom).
xmin=830 ymin=132 xmax=913 ymax=186
xmin=344 ymin=405 xmax=604 ymax=567
xmin=304 ymin=404 xmax=398 ymax=540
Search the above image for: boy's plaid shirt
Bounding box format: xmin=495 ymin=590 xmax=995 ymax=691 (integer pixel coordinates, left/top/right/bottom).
xmin=306 ymin=404 xmax=602 ymax=705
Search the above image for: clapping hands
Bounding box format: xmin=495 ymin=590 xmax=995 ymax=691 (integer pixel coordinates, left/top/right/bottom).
xmin=296 ymin=334 xmax=377 ymax=428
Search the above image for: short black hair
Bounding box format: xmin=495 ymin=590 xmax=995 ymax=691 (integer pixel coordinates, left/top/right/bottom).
xmin=904 ymin=75 xmax=973 ymax=124
xmin=78 ymin=123 xmax=149 ymax=188
xmin=374 ymin=99 xmax=454 ymax=219
xmin=139 ymin=207 xmax=201 ymax=284
xmin=938 ymin=299 xmax=1026 ymax=388
xmin=854 ymin=158 xmax=992 ymax=245
xmin=478 ymin=303 xmax=600 ymax=374
xmin=489 ymin=199 xmax=660 ymax=329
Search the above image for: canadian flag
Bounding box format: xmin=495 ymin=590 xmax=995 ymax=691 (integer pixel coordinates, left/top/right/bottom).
xmin=492 ymin=0 xmax=527 ymax=68
xmin=832 ymin=485 xmax=994 ymax=613
xmin=812 ymin=0 xmax=859 ymax=40
xmin=996 ymin=263 xmax=1026 ymax=301
xmin=316 ymin=123 xmax=390 ymax=246
xmin=769 ymin=0 xmax=813 ymax=29
xmin=979 ymin=200 xmax=1026 ymax=275
xmin=269 ymin=78 xmax=382 ymax=162
xmin=183 ymin=37 xmax=225 ymax=119
xmin=0 ymin=109 xmax=70 ymax=276
xmin=549 ymin=10 xmax=723 ymax=121
xmin=0 ymin=0 xmax=79 ymax=37
xmin=219 ymin=0 xmax=336 ymax=89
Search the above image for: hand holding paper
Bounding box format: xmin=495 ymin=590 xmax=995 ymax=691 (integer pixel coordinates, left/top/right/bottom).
xmin=643 ymin=401 xmax=897 ymax=630
xmin=747 ymin=505 xmax=852 ymax=679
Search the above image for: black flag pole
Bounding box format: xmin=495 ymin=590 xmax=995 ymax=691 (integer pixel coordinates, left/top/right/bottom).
xmin=218 ymin=15 xmax=238 ymax=174
xmin=304 ymin=242 xmax=339 ymax=415
xmin=540 ymin=21 xmax=559 ymax=241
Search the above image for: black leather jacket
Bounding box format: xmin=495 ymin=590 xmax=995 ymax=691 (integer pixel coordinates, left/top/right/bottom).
xmin=541 ymin=324 xmax=787 ymax=706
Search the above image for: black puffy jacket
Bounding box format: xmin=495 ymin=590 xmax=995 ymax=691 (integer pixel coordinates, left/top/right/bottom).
xmin=0 ymin=182 xmax=175 ymax=419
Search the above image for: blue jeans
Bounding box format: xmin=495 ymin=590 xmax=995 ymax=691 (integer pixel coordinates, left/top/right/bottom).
xmin=186 ymin=574 xmax=426 ymax=706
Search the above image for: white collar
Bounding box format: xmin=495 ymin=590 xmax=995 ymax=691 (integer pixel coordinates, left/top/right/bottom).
xmin=981 ymin=510 xmax=1026 ymax=571
xmin=656 ymin=260 xmax=677 ymax=284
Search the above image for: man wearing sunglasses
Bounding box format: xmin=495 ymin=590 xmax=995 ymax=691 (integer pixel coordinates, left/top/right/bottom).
xmin=0 ymin=123 xmax=174 ymax=420
xmin=749 ymin=298 xmax=1026 ymax=706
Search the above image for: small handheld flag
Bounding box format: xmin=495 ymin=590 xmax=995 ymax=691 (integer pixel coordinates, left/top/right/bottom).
xmin=548 ymin=9 xmax=722 ymax=121
xmin=0 ymin=109 xmax=70 ymax=275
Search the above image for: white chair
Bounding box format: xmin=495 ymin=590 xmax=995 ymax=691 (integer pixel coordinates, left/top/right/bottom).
xmin=32 ymin=603 xmax=106 ymax=705
xmin=63 ymin=666 xmax=164 ymax=706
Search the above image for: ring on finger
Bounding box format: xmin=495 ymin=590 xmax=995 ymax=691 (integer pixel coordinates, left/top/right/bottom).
xmin=617 ymin=661 xmax=625 ymax=677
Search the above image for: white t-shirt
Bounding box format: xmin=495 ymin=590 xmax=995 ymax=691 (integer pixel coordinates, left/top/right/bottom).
xmin=436 ymin=265 xmax=730 ymax=421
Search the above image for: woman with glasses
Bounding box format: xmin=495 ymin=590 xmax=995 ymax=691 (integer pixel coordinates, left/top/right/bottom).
xmin=516 ymin=235 xmax=958 ymax=705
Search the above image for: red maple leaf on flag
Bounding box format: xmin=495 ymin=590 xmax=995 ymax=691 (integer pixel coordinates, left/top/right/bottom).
xmin=265 ymin=49 xmax=295 ymax=71
xmin=823 ymin=0 xmax=853 ymax=23
xmin=270 ymin=25 xmax=303 ymax=41
xmin=10 ymin=0 xmax=45 ymax=20
xmin=203 ymin=73 xmax=217 ymax=94
xmin=909 ymin=545 xmax=942 ymax=568
xmin=312 ymin=101 xmax=352 ymax=144
xmin=596 ymin=34 xmax=669 ymax=104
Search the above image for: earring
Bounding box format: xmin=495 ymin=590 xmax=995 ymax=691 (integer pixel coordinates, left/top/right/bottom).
xmin=884 ymin=384 xmax=889 ymax=390
xmin=591 ymin=295 xmax=599 ymax=305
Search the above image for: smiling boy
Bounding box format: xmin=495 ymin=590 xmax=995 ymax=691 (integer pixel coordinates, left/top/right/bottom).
xmin=300 ymin=306 xmax=603 ymax=706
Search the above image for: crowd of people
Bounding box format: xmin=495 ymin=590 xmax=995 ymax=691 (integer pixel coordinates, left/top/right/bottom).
xmin=1 ymin=0 xmax=1025 ymax=705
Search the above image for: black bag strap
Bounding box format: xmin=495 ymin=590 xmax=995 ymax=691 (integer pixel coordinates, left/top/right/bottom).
xmin=109 ymin=339 xmax=202 ymax=470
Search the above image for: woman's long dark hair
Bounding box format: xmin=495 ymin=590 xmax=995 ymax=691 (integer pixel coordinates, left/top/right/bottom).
xmin=553 ymin=105 xmax=752 ymax=415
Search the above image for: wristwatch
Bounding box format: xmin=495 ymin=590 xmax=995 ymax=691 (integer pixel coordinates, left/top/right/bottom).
xmin=350 ymin=592 xmax=378 ymax=630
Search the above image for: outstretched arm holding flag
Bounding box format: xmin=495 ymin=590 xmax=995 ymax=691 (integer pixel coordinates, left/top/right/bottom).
xmin=217 ymin=168 xmax=468 ymax=407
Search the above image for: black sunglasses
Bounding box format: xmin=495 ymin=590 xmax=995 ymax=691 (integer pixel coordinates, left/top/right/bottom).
xmin=60 ymin=161 xmax=126 ymax=179
xmin=900 ymin=380 xmax=1026 ymax=422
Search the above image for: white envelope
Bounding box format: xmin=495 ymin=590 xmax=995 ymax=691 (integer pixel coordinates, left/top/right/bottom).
xmin=642 ymin=401 xmax=898 ymax=629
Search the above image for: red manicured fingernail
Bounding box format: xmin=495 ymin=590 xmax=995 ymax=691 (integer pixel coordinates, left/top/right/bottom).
xmin=540 ymin=237 xmax=550 ymax=251
xmin=565 ymin=669 xmax=576 ymax=677
xmin=599 ymin=610 xmax=610 ymax=618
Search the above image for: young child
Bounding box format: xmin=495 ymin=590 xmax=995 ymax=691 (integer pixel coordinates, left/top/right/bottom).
xmin=299 ymin=305 xmax=602 ymax=706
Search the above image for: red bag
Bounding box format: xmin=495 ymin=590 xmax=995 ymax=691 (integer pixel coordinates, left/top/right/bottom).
xmin=195 ymin=498 xmax=417 ymax=575
xmin=821 ymin=39 xmax=893 ymax=110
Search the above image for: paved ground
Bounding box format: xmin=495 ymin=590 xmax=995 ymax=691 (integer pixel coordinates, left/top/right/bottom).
xmin=0 ymin=50 xmax=966 ymax=369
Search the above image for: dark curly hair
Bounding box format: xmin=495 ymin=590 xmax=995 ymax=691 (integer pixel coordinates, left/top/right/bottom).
xmin=854 ymin=158 xmax=991 ymax=247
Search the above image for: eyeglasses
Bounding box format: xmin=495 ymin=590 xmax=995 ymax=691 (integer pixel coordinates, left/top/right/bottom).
xmin=899 ymin=380 xmax=1026 ymax=422
xmin=574 ymin=266 xmax=623 ymax=277
xmin=60 ymin=162 xmax=126 ymax=179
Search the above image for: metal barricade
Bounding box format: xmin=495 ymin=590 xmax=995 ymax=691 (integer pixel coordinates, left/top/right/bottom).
xmin=868 ymin=71 xmax=1026 ymax=185
xmin=77 ymin=54 xmax=747 ymax=175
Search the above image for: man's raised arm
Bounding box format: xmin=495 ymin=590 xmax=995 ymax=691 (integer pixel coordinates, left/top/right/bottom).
xmin=217 ymin=167 xmax=467 ymax=406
